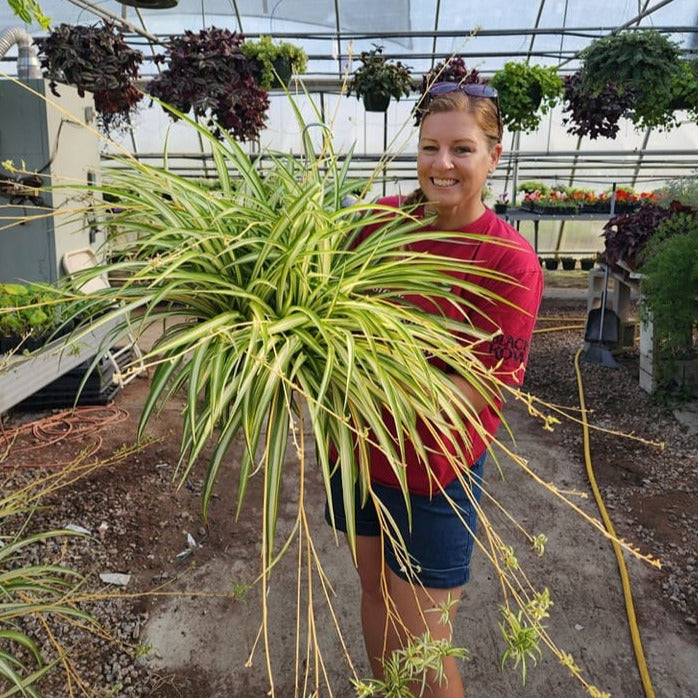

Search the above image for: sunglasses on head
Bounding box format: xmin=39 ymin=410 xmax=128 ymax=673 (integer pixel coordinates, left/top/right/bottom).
xmin=424 ymin=82 xmax=503 ymax=141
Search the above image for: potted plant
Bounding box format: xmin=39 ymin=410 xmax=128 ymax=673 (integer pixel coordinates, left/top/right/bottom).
xmin=561 ymin=71 xmax=635 ymax=140
xmin=0 ymin=282 xmax=71 ymax=353
xmin=639 ymin=208 xmax=698 ymax=392
xmin=241 ymin=35 xmax=308 ymax=90
xmin=347 ymin=44 xmax=412 ymax=112
xmin=489 ymin=62 xmax=564 ymax=133
xmin=601 ymin=201 xmax=676 ymax=270
xmin=533 ymin=191 xmax=579 ymax=215
xmin=494 ymin=192 xmax=509 ymax=214
xmin=578 ymin=29 xmax=683 ymax=131
xmin=34 ymin=21 xmax=143 ymax=134
xmin=542 ymin=257 xmax=559 ymax=270
xmin=580 ymin=257 xmax=596 ymax=271
xmin=560 ymin=256 xmax=577 ymax=271
xmin=147 ymin=27 xmax=269 ymax=142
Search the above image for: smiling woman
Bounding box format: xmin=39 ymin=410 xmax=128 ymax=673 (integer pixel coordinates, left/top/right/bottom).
xmin=326 ymin=84 xmax=543 ymax=696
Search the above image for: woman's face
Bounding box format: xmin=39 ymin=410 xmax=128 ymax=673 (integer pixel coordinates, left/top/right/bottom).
xmin=417 ymin=109 xmax=501 ymax=226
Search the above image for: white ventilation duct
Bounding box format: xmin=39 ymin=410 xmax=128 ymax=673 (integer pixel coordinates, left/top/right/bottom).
xmin=0 ymin=26 xmax=42 ymax=79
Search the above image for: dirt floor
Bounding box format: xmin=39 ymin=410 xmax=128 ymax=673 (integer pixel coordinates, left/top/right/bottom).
xmin=3 ymin=273 xmax=697 ymax=697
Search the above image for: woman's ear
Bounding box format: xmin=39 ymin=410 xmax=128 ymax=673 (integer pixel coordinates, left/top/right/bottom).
xmin=489 ymin=142 xmax=503 ymax=170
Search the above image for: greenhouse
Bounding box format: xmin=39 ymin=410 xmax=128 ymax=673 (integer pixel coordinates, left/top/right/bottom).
xmin=0 ymin=1 xmax=697 ymax=697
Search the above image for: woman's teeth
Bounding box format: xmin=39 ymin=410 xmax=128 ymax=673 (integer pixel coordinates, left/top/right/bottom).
xmin=432 ymin=178 xmax=457 ymax=186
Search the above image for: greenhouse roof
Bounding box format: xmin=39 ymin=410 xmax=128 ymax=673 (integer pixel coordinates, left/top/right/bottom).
xmin=2 ymin=0 xmax=697 ymax=77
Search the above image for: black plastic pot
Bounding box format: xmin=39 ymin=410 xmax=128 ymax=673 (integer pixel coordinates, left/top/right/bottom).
xmin=271 ymin=56 xmax=292 ymax=87
xmin=363 ymin=92 xmax=391 ymax=112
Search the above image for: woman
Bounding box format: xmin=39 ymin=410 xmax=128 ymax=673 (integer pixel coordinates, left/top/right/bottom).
xmin=326 ymin=83 xmax=543 ymax=696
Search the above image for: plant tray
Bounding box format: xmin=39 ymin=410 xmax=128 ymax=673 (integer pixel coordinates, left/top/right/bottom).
xmin=15 ymin=346 xmax=133 ymax=411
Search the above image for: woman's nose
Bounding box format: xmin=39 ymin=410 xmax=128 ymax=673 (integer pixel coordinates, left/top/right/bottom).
xmin=433 ymin=148 xmax=453 ymax=169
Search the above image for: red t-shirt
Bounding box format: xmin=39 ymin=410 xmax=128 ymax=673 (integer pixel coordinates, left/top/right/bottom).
xmin=358 ymin=196 xmax=543 ymax=495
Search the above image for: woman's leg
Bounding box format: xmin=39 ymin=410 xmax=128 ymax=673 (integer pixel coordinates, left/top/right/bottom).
xmin=386 ymin=570 xmax=465 ymax=697
xmin=353 ymin=536 xmax=465 ymax=696
xmin=354 ymin=534 xmax=392 ymax=679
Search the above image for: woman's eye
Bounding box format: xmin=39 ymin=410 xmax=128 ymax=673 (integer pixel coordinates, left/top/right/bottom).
xmin=455 ymin=146 xmax=471 ymax=154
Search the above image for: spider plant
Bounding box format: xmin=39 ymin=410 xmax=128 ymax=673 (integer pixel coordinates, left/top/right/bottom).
xmin=48 ymin=98 xmax=648 ymax=696
xmin=60 ymin=101 xmax=513 ymax=566
xmin=0 ymin=493 xmax=91 ymax=697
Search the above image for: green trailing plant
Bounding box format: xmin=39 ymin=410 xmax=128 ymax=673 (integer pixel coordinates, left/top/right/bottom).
xmin=578 ymin=29 xmax=683 ymax=130
xmin=34 ymin=22 xmax=143 ymax=134
xmin=489 ymin=62 xmax=564 ymax=133
xmin=59 ymin=102 xmax=506 ymax=566
xmin=640 ymin=208 xmax=698 ymax=364
xmin=348 ymin=44 xmax=412 ymax=109
xmin=241 ymin=35 xmax=308 ymax=90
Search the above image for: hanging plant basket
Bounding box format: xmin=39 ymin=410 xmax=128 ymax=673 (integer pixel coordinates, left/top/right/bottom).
xmin=578 ymin=29 xmax=682 ymax=131
xmin=489 ymin=61 xmax=564 ymax=133
xmin=242 ymin=36 xmax=307 ymax=90
xmin=34 ymin=21 xmax=144 ymax=134
xmin=148 ymin=27 xmax=269 ymax=142
xmin=347 ymin=44 xmax=412 ymax=112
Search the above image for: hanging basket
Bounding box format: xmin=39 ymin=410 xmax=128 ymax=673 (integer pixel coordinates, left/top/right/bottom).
xmin=363 ymin=92 xmax=391 ymax=112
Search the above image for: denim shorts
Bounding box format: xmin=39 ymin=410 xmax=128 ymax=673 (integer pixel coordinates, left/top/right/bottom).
xmin=324 ymin=454 xmax=485 ymax=589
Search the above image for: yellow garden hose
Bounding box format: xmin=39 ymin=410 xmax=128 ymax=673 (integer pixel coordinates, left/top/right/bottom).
xmin=573 ymin=348 xmax=656 ymax=698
